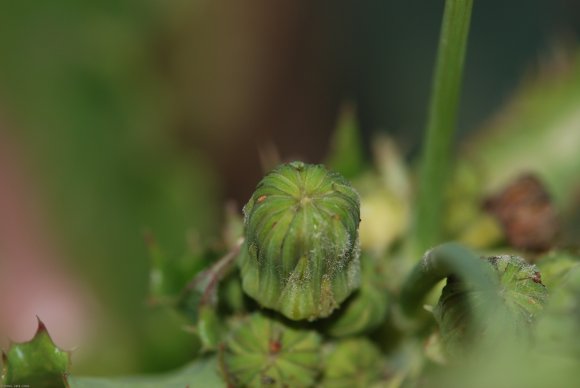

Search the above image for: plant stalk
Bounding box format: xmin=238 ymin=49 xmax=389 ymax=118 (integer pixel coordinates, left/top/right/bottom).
xmin=415 ymin=0 xmax=474 ymax=252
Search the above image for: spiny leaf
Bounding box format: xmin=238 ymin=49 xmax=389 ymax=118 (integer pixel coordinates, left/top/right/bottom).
xmin=2 ymin=319 xmax=69 ymax=388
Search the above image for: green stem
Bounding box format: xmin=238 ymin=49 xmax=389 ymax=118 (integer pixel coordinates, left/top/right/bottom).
xmin=399 ymin=243 xmax=497 ymax=318
xmin=415 ymin=0 xmax=474 ymax=252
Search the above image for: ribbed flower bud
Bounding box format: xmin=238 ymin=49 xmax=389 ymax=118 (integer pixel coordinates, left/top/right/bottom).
xmin=434 ymin=255 xmax=547 ymax=356
xmin=239 ymin=161 xmax=361 ymax=321
xmin=221 ymin=313 xmax=321 ymax=387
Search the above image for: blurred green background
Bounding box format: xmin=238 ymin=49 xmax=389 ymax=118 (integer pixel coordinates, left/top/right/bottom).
xmin=0 ymin=0 xmax=578 ymax=376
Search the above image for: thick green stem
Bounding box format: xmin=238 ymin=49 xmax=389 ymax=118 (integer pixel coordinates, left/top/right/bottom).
xmin=399 ymin=243 xmax=497 ymax=318
xmin=415 ymin=0 xmax=474 ymax=252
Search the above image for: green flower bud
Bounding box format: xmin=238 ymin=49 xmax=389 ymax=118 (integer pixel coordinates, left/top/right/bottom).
xmin=434 ymin=255 xmax=547 ymax=356
xmin=221 ymin=313 xmax=321 ymax=387
xmin=325 ymin=254 xmax=389 ymax=337
xmin=239 ymin=161 xmax=361 ymax=321
xmin=321 ymin=338 xmax=385 ymax=388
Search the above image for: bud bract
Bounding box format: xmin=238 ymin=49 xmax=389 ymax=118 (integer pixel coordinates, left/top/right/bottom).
xmin=221 ymin=313 xmax=321 ymax=387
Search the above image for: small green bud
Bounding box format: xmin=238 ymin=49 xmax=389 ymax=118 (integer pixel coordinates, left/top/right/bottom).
xmin=221 ymin=313 xmax=322 ymax=387
xmin=434 ymin=255 xmax=547 ymax=356
xmin=239 ymin=161 xmax=361 ymax=321
xmin=321 ymin=338 xmax=384 ymax=388
xmin=325 ymin=254 xmax=389 ymax=337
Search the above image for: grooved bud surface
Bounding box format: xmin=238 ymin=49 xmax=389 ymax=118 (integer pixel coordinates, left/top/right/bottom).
xmin=239 ymin=161 xmax=361 ymax=321
xmin=221 ymin=313 xmax=321 ymax=387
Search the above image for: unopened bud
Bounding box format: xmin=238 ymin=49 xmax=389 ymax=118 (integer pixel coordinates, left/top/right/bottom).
xmin=239 ymin=162 xmax=361 ymax=321
xmin=221 ymin=313 xmax=321 ymax=387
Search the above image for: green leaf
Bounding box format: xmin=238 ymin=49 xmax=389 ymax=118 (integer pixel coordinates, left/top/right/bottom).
xmin=2 ymin=320 xmax=69 ymax=388
xmin=68 ymin=356 xmax=224 ymax=388
xmin=326 ymin=103 xmax=366 ymax=179
xmin=196 ymin=306 xmax=223 ymax=351
xmin=146 ymin=232 xmax=213 ymax=303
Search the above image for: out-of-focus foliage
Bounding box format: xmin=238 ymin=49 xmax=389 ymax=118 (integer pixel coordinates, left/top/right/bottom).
xmin=321 ymin=338 xmax=385 ymax=387
xmin=68 ymin=356 xmax=223 ymax=388
xmin=1 ymin=0 xmax=580 ymax=386
xmin=0 ymin=0 xmax=221 ymax=375
xmin=463 ymin=50 xmax=580 ymax=208
xmin=434 ymin=255 xmax=547 ymax=357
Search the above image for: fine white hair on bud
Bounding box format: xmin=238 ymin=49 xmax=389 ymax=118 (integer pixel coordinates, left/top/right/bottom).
xmin=238 ymin=161 xmax=361 ymax=321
